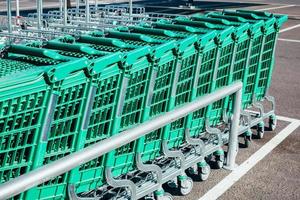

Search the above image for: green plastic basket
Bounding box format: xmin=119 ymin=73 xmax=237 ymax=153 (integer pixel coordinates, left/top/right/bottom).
xmin=173 ymin=17 xmax=236 ymax=127
xmin=147 ymin=21 xmax=220 ymax=137
xmin=122 ymin=27 xmax=202 ymax=149
xmin=206 ymin=12 xmax=264 ymax=110
xmin=222 ymin=10 xmax=288 ymax=103
xmin=0 ymin=44 xmax=90 ymax=200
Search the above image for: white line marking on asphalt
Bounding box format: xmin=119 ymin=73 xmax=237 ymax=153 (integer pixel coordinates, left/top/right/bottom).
xmin=277 ymin=115 xmax=299 ymax=122
xmin=199 ymin=118 xmax=300 ymax=200
xmin=279 ymin=24 xmax=300 ymax=33
xmin=278 ymin=38 xmax=300 ymax=43
xmin=255 ymin=5 xmax=295 ymax=11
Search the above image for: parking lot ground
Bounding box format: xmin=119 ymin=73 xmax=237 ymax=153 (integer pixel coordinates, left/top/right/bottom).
xmin=0 ymin=1 xmax=299 ymax=199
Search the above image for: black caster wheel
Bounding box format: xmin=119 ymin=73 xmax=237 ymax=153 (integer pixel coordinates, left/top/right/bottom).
xmin=198 ymin=163 xmax=211 ymax=181
xmin=257 ymin=124 xmax=264 ymax=139
xmin=244 ymin=130 xmax=252 ymax=148
xmin=269 ymin=115 xmax=277 ymax=131
xmin=187 ymin=164 xmax=198 ymax=175
xmin=216 ymin=154 xmax=225 ymax=169
xmin=166 ymin=179 xmax=177 ymax=189
xmin=244 ymin=136 xmax=251 ymax=148
xmin=179 ymin=177 xmax=193 ymax=196
xmin=155 ymin=193 xmax=173 ymax=200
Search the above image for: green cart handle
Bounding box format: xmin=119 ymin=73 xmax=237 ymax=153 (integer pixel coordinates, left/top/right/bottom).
xmin=88 ymin=52 xmax=123 ymax=75
xmin=207 ymin=13 xmax=247 ymax=23
xmin=122 ymin=46 xmax=151 ymax=67
xmin=46 ymin=40 xmax=103 ymax=55
xmin=198 ymin=31 xmax=218 ymax=47
xmin=191 ymin=16 xmax=250 ymax=37
xmin=152 ymin=22 xmax=200 ymax=33
xmin=174 ymin=19 xmax=215 ymax=29
xmin=9 ymin=44 xmax=70 ymax=61
xmin=273 ymin=14 xmax=288 ymax=30
xmin=215 ymin=26 xmax=235 ymax=44
xmin=261 ymin=17 xmax=276 ymax=33
xmin=128 ymin=26 xmax=177 ymax=37
xmin=56 ymin=35 xmax=76 ymax=43
xmin=88 ymin=30 xmax=105 ymax=37
xmin=234 ymin=23 xmax=250 ymax=37
xmin=177 ymin=35 xmax=198 ymax=53
xmin=248 ymin=20 xmax=265 ymax=37
xmin=191 ymin=15 xmax=232 ymax=26
xmin=238 ymin=10 xmax=287 ymax=32
xmin=152 ymin=40 xmax=177 ymax=60
xmin=79 ymin=35 xmax=128 ymax=48
xmin=107 ymin=30 xmax=155 ymax=43
xmin=207 ymin=13 xmax=263 ymax=38
xmin=223 ymin=10 xmax=261 ymax=20
xmin=46 ymin=57 xmax=90 ymax=83
xmin=236 ymin=10 xmax=272 ymax=17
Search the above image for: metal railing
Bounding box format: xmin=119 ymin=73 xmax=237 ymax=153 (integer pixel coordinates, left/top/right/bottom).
xmin=0 ymin=82 xmax=242 ymax=200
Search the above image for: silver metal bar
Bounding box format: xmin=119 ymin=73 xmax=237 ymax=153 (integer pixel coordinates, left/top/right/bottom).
xmin=37 ymin=0 xmax=42 ymax=31
xmin=76 ymin=0 xmax=80 ymax=13
xmin=129 ymin=0 xmax=133 ymax=20
xmin=0 ymin=32 xmax=46 ymax=40
xmin=59 ymin=0 xmax=63 ymax=13
xmin=85 ymin=0 xmax=90 ymax=23
xmin=224 ymin=86 xmax=242 ymax=170
xmin=6 ymin=0 xmax=12 ymax=34
xmin=63 ymin=0 xmax=67 ymax=26
xmin=95 ymin=0 xmax=98 ymax=10
xmin=16 ymin=0 xmax=20 ymax=17
xmin=0 ymin=82 xmax=242 ymax=200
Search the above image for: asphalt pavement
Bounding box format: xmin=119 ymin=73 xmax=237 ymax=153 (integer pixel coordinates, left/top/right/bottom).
xmin=0 ymin=1 xmax=299 ymax=200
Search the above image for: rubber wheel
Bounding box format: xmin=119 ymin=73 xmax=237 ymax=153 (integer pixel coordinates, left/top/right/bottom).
xmin=187 ymin=164 xmax=198 ymax=175
xmin=156 ymin=193 xmax=173 ymax=200
xmin=166 ymin=180 xmax=177 ymax=189
xmin=269 ymin=116 xmax=277 ymax=131
xmin=216 ymin=154 xmax=225 ymax=169
xmin=244 ymin=136 xmax=251 ymax=148
xmin=179 ymin=177 xmax=193 ymax=196
xmin=198 ymin=164 xmax=211 ymax=181
xmin=257 ymin=126 xmax=264 ymax=139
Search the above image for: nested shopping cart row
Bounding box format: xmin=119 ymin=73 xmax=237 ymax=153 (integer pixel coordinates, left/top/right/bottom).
xmin=0 ymin=9 xmax=287 ymax=200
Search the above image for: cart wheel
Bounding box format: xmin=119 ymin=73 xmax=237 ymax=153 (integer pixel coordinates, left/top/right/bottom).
xmin=179 ymin=177 xmax=193 ymax=196
xmin=216 ymin=154 xmax=225 ymax=169
xmin=198 ymin=163 xmax=211 ymax=181
xmin=257 ymin=124 xmax=264 ymax=139
xmin=156 ymin=193 xmax=173 ymax=200
xmin=166 ymin=180 xmax=177 ymax=189
xmin=244 ymin=136 xmax=251 ymax=148
xmin=269 ymin=115 xmax=277 ymax=131
xmin=187 ymin=164 xmax=198 ymax=175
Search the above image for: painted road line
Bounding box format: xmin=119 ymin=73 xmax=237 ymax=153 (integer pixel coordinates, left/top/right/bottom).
xmin=199 ymin=119 xmax=300 ymax=200
xmin=278 ymin=38 xmax=300 ymax=43
xmin=243 ymin=111 xmax=299 ymax=123
xmin=256 ymin=5 xmax=295 ymax=11
xmin=280 ymin=24 xmax=300 ymax=33
xmin=277 ymin=115 xmax=299 ymax=123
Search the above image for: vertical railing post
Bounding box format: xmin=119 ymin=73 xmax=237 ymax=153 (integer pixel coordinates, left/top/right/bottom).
xmin=15 ymin=0 xmax=19 ymax=17
xmin=7 ymin=0 xmax=12 ymax=35
xmin=59 ymin=0 xmax=63 ymax=13
xmin=129 ymin=0 xmax=133 ymax=20
xmin=85 ymin=0 xmax=90 ymax=23
xmin=37 ymin=0 xmax=42 ymax=33
xmin=63 ymin=0 xmax=67 ymax=26
xmin=224 ymin=87 xmax=242 ymax=170
xmin=76 ymin=0 xmax=80 ymax=13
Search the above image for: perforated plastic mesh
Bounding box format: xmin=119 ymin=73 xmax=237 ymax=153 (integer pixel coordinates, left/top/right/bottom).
xmin=257 ymin=32 xmax=276 ymax=100
xmin=0 ymin=59 xmax=36 ymax=78
xmin=244 ymin=35 xmax=263 ymax=108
